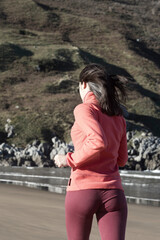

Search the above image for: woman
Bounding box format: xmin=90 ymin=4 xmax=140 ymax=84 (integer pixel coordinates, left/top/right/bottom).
xmin=54 ymin=63 xmax=128 ymax=240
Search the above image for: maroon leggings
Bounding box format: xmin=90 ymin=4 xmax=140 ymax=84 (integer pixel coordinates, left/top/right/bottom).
xmin=65 ymin=189 xmax=127 ymax=240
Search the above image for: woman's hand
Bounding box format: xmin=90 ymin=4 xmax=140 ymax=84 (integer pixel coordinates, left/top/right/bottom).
xmin=54 ymin=154 xmax=68 ymax=168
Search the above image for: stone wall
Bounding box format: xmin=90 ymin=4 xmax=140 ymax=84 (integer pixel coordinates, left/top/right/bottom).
xmin=0 ymin=167 xmax=159 ymax=206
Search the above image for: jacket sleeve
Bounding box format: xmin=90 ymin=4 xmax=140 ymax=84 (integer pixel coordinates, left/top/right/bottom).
xmin=66 ymin=104 xmax=108 ymax=168
xmin=117 ymin=119 xmax=128 ymax=167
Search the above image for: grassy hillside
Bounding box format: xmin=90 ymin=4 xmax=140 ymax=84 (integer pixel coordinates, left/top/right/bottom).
xmin=0 ymin=0 xmax=160 ymax=146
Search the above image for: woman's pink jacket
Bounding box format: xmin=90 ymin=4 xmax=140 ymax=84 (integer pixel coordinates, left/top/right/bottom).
xmin=66 ymin=91 xmax=128 ymax=191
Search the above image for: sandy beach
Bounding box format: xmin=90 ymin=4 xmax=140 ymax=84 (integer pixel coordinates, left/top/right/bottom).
xmin=0 ymin=183 xmax=160 ymax=240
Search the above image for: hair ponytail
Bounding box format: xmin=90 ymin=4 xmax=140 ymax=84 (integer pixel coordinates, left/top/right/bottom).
xmin=79 ymin=63 xmax=127 ymax=116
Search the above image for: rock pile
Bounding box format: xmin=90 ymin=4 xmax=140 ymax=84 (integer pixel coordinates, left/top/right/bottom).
xmin=5 ymin=119 xmax=14 ymax=138
xmin=123 ymin=131 xmax=160 ymax=171
xmin=0 ymin=132 xmax=160 ymax=170
xmin=0 ymin=137 xmax=74 ymax=168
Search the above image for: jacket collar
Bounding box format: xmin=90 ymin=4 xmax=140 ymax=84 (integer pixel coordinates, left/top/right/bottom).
xmin=83 ymin=91 xmax=100 ymax=107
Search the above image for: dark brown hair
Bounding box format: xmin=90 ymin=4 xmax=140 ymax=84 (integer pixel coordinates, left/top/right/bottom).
xmin=79 ymin=63 xmax=127 ymax=116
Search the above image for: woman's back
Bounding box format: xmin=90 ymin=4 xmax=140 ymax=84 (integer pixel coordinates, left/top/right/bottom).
xmin=66 ymin=91 xmax=128 ymax=191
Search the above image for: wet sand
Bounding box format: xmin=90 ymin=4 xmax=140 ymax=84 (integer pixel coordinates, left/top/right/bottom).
xmin=0 ymin=183 xmax=160 ymax=240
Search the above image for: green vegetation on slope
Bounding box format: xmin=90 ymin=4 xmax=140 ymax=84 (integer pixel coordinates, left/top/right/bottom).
xmin=0 ymin=0 xmax=159 ymax=145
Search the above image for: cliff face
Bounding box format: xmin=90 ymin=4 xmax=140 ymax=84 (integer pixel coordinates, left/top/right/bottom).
xmin=0 ymin=0 xmax=160 ymax=146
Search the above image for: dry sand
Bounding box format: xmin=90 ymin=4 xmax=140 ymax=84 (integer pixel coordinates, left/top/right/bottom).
xmin=0 ymin=183 xmax=160 ymax=240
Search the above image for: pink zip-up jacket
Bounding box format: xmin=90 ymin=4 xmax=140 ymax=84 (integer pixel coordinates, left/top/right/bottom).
xmin=66 ymin=91 xmax=128 ymax=191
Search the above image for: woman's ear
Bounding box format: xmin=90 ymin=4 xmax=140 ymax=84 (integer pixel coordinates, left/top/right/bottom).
xmin=83 ymin=82 xmax=87 ymax=89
